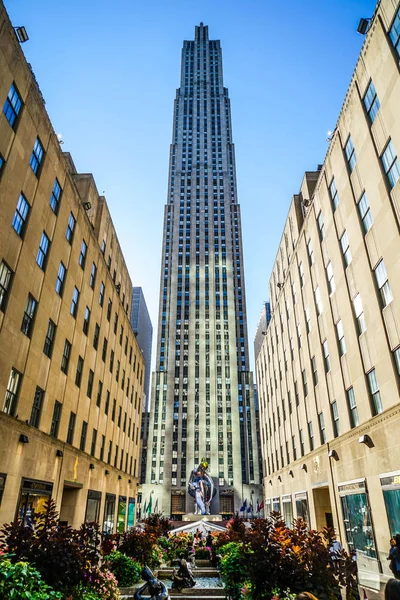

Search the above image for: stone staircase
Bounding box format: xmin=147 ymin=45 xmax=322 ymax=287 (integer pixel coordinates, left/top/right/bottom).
xmin=120 ymin=559 xmax=225 ymax=600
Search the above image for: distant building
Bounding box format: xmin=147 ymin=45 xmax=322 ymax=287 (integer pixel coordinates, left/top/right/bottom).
xmin=256 ymin=1 xmax=400 ymax=594
xmin=0 ymin=1 xmax=144 ymax=531
xmin=130 ymin=287 xmax=153 ymax=408
xmin=254 ymin=302 xmax=271 ymax=363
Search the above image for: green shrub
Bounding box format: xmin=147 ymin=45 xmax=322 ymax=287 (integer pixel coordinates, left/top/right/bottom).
xmin=0 ymin=556 xmax=62 ymax=599
xmin=104 ymin=551 xmax=141 ymax=587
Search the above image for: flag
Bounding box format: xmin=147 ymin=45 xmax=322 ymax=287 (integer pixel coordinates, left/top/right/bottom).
xmin=154 ymin=498 xmax=159 ymax=513
xmin=256 ymin=500 xmax=260 ymax=513
xmin=240 ymin=499 xmax=247 ymax=512
xmin=148 ymin=494 xmax=153 ymax=514
xmin=258 ymin=500 xmax=264 ymax=511
xmin=143 ymin=500 xmax=147 ymax=514
xmin=247 ymin=504 xmax=253 ymax=514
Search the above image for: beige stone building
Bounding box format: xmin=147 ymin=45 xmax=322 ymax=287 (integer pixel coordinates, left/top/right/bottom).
xmin=256 ymin=0 xmax=400 ymax=594
xmin=0 ymin=1 xmax=144 ymax=531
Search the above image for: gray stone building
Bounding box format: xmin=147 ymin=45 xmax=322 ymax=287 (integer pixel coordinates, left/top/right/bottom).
xmin=130 ymin=287 xmax=153 ymax=409
xmin=142 ymin=23 xmax=261 ymax=518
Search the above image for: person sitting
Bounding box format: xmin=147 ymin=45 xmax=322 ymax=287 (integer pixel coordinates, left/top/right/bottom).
xmin=171 ymin=555 xmax=196 ymax=591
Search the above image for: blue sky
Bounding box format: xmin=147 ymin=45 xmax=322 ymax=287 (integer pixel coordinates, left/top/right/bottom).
xmin=5 ymin=0 xmax=376 ymax=369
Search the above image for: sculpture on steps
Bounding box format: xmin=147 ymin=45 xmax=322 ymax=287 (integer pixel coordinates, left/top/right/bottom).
xmin=188 ymin=458 xmax=215 ymax=515
xmin=134 ymin=565 xmax=169 ymax=600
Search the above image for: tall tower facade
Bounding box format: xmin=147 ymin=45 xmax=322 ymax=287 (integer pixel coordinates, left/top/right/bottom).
xmin=144 ymin=23 xmax=261 ymax=518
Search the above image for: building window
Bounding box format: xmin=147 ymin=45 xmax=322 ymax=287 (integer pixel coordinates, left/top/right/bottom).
xmin=75 ymin=356 xmax=84 ymax=387
xmin=340 ymin=231 xmax=352 ymax=267
xmin=302 ymin=369 xmax=308 ymax=397
xmin=389 ymin=7 xmax=400 ymax=57
xmin=61 ymin=339 xmax=72 ymax=374
xmin=70 ymin=287 xmax=80 ymax=317
xmin=367 ymin=369 xmax=383 ymax=416
xmin=3 ymin=368 xmax=21 ymax=416
xmin=93 ymin=323 xmax=100 ymax=350
xmin=50 ymin=178 xmax=62 ymax=213
xmin=66 ymin=411 xmax=76 ymax=445
xmin=91 ymin=429 xmax=97 ymax=457
xmin=305 ymin=306 xmax=311 ymax=333
xmin=36 ymin=231 xmax=50 ymax=270
xmin=21 ymin=294 xmax=37 ymax=337
xmin=353 ymin=294 xmax=366 ymax=335
xmin=322 ymin=340 xmax=331 ymax=372
xmin=0 ymin=261 xmax=13 ymax=312
xmin=363 ymin=80 xmax=380 ymax=123
xmin=382 ymin=140 xmax=400 ymax=189
xmin=90 ymin=262 xmax=97 ymax=288
xmin=96 ymin=381 xmax=103 ymax=408
xmin=336 ymin=319 xmax=346 ymax=356
xmin=345 ymin=136 xmax=356 ymax=172
xmin=308 ymin=421 xmax=314 ymax=451
xmin=317 ymin=211 xmax=325 ymax=241
xmin=307 ymin=239 xmax=314 ymax=266
xmin=314 ymin=286 xmax=323 ymax=316
xmin=394 ymin=347 xmax=400 ymax=378
xmin=329 ymin=178 xmax=339 ymax=211
xmin=79 ymin=240 xmax=87 ymax=269
xmin=374 ymin=259 xmax=393 ymax=308
xmin=109 ymin=350 xmax=114 ymax=373
xmin=311 ymin=356 xmax=318 ymax=386
xmin=30 ymin=138 xmax=44 ymax=175
xmin=43 ymin=319 xmax=56 ymax=357
xmin=299 ymin=262 xmax=305 ymax=287
xmin=29 ymin=386 xmax=44 ymax=428
xmin=50 ymin=400 xmax=62 ymax=438
xmin=83 ymin=306 xmax=91 ymax=335
xmin=12 ymin=193 xmax=30 ymax=237
xmin=357 ymin=192 xmax=373 ymax=234
xmin=0 ymin=153 xmax=4 ymax=176
xmin=326 ymin=262 xmax=335 ymax=294
xmin=99 ymin=282 xmax=105 ymax=306
xmin=346 ymin=387 xmax=359 ymax=428
xmin=87 ymin=370 xmax=94 ymax=398
xmin=331 ymin=401 xmax=340 ymax=437
xmin=55 ymin=261 xmax=66 ymax=296
xmin=66 ymin=212 xmax=76 ymax=244
xmin=318 ymin=412 xmax=326 ymax=444
xmin=3 ymin=83 xmax=23 ymax=128
xmin=107 ymin=299 xmax=112 ymax=321
xmin=80 ymin=421 xmax=88 ymax=452
xmin=102 ymin=338 xmax=108 ymax=362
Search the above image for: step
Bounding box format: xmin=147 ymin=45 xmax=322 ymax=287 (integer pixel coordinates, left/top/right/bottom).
xmin=121 ymin=594 xmax=225 ymax=600
xmin=158 ymin=569 xmax=219 ymax=577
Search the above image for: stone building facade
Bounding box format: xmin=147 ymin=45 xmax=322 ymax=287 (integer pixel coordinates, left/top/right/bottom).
xmin=256 ymin=0 xmax=400 ymax=593
xmin=0 ymin=1 xmax=144 ymax=531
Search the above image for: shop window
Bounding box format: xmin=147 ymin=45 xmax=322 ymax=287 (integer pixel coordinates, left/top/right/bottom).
xmin=103 ymin=493 xmax=116 ymax=534
xmin=127 ymin=497 xmax=135 ymax=529
xmin=282 ymin=495 xmax=293 ymax=528
xmin=295 ymin=492 xmax=309 ymax=527
xmin=0 ymin=474 xmax=6 ymax=506
xmin=339 ymin=482 xmax=376 ymax=559
xmin=17 ymin=479 xmax=53 ymax=526
xmin=381 ymin=474 xmax=400 ymax=537
xmin=85 ymin=490 xmax=101 ymax=523
xmin=273 ymin=496 xmax=281 ymax=513
xmin=117 ymin=496 xmax=127 ymax=533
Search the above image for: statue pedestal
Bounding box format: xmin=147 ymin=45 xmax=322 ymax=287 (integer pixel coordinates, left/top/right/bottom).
xmin=182 ymin=514 xmax=223 ymax=522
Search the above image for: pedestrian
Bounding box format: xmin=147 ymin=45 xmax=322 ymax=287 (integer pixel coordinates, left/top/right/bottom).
xmin=385 ymin=578 xmax=400 ymax=600
xmin=389 ymin=535 xmax=400 ymax=578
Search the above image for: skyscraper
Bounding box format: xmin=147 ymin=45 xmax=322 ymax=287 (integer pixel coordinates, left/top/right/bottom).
xmin=143 ymin=23 xmax=261 ymax=518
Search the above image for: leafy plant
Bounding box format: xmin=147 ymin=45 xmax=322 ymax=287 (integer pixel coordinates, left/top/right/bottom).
xmin=0 ymin=499 xmax=101 ymax=594
xmin=142 ymin=512 xmax=172 ymax=538
xmin=118 ymin=528 xmax=158 ymax=566
xmin=0 ymin=556 xmax=62 ymax=599
xmin=195 ymin=546 xmax=211 ymax=560
xmin=104 ymin=551 xmax=141 ymax=587
xmin=83 ymin=566 xmax=119 ymax=600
